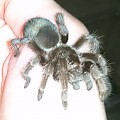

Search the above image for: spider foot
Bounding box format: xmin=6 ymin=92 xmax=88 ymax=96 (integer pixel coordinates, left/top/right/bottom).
xmin=13 ymin=49 xmax=20 ymax=57
xmin=86 ymin=81 xmax=93 ymax=91
xmin=99 ymin=84 xmax=112 ymax=102
xmin=61 ymin=90 xmax=68 ymax=110
xmin=83 ymin=72 xmax=93 ymax=91
xmin=37 ymin=89 xmax=44 ymax=101
xmin=95 ymin=76 xmax=112 ymax=102
xmin=99 ymin=90 xmax=109 ymax=102
xmin=72 ymin=82 xmax=80 ymax=90
xmin=62 ymin=100 xmax=68 ymax=110
xmin=24 ymin=77 xmax=31 ymax=88
xmin=10 ymin=39 xmax=21 ymax=57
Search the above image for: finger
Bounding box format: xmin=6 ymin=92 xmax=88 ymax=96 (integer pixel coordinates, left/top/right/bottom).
xmin=0 ymin=25 xmax=15 ymax=95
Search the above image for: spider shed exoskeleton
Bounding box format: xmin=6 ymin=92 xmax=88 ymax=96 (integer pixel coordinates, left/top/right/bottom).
xmin=10 ymin=13 xmax=112 ymax=109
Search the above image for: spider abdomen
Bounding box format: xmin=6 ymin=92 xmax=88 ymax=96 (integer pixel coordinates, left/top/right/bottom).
xmin=24 ymin=17 xmax=60 ymax=50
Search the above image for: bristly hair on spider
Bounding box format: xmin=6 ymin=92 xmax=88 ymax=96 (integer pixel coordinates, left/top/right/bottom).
xmin=10 ymin=13 xmax=112 ymax=110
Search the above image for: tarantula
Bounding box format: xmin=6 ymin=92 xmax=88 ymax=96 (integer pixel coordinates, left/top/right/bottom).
xmin=10 ymin=13 xmax=112 ymax=109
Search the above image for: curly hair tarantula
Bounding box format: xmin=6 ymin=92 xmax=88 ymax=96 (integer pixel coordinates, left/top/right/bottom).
xmin=10 ymin=13 xmax=112 ymax=109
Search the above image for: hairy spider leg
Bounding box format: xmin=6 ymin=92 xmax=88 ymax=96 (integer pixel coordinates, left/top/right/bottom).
xmin=73 ymin=35 xmax=89 ymax=49
xmin=82 ymin=60 xmax=94 ymax=90
xmin=11 ymin=38 xmax=30 ymax=56
xmin=57 ymin=58 xmax=68 ymax=110
xmin=56 ymin=13 xmax=69 ymax=44
xmin=37 ymin=63 xmax=53 ymax=101
xmin=22 ymin=56 xmax=39 ymax=88
xmin=73 ymin=33 xmax=111 ymax=98
xmin=81 ymin=53 xmax=112 ymax=101
xmin=91 ymin=65 xmax=112 ymax=101
xmin=73 ymin=34 xmax=100 ymax=53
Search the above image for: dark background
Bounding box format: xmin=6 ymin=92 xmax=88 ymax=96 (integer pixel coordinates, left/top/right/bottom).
xmin=55 ymin=0 xmax=120 ymax=120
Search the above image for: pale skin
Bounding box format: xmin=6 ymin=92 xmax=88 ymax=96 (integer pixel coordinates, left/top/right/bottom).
xmin=0 ymin=0 xmax=107 ymax=120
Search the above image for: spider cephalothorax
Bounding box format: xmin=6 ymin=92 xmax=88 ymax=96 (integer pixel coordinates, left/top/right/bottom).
xmin=10 ymin=13 xmax=112 ymax=109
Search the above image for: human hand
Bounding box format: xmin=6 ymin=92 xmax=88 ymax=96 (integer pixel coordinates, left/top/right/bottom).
xmin=0 ymin=0 xmax=107 ymax=120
